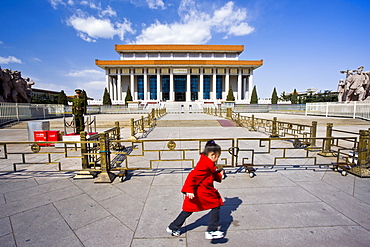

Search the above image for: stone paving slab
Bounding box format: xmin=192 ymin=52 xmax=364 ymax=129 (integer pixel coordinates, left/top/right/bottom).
xmin=0 ymin=113 xmax=369 ymax=246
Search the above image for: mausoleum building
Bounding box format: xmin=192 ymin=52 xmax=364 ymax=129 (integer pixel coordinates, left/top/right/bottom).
xmin=95 ymin=44 xmax=263 ymax=103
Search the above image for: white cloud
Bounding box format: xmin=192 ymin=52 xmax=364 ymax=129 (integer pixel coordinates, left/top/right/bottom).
xmin=0 ymin=56 xmax=22 ymax=64
xmin=67 ymin=15 xmax=134 ymax=42
xmin=0 ymin=41 xmax=4 ymax=44
xmin=81 ymin=80 xmax=106 ymax=91
xmin=135 ymin=0 xmax=254 ymax=44
xmin=101 ymin=6 xmax=116 ymax=17
xmin=146 ymin=0 xmax=165 ymax=9
xmin=67 ymin=69 xmax=104 ymax=78
xmin=136 ymin=20 xmax=211 ymax=44
xmin=33 ymin=57 xmax=42 ymax=62
xmin=48 ymin=0 xmax=66 ymax=9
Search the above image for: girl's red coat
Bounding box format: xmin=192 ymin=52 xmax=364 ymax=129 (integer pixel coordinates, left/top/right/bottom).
xmin=181 ymin=154 xmax=224 ymax=212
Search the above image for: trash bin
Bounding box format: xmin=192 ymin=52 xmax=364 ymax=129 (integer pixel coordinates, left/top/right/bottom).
xmin=27 ymin=121 xmax=50 ymax=142
xmin=34 ymin=130 xmax=48 ymax=146
xmin=47 ymin=130 xmax=60 ymax=146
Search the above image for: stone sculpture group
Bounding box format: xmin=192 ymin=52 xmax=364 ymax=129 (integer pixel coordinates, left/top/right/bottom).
xmin=0 ymin=67 xmax=34 ymax=103
xmin=338 ymin=66 xmax=370 ymax=102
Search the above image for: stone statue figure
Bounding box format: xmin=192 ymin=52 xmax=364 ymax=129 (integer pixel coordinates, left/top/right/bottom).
xmin=0 ymin=68 xmax=13 ymax=102
xmin=342 ymin=66 xmax=370 ymax=102
xmin=0 ymin=68 xmax=34 ymax=103
xmin=11 ymin=71 xmax=30 ymax=103
xmin=337 ymin=79 xmax=346 ymax=102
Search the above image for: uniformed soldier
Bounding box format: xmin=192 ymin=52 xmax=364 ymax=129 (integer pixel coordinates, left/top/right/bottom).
xmin=72 ymin=89 xmax=86 ymax=134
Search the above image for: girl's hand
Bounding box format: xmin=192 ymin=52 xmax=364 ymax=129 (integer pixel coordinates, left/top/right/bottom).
xmin=186 ymin=193 xmax=195 ymax=199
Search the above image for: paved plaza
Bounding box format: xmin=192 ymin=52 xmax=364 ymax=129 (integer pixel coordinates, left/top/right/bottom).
xmin=0 ymin=113 xmax=369 ymax=247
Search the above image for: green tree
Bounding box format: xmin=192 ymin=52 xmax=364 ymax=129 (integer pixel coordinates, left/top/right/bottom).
xmin=57 ymin=90 xmax=68 ymax=105
xmin=279 ymin=91 xmax=291 ymax=102
xmin=250 ymin=85 xmax=258 ymax=104
xmin=226 ymin=86 xmax=235 ymax=101
xmin=271 ymin=87 xmax=278 ymax=104
xmin=125 ymin=86 xmax=133 ymax=106
xmin=103 ymin=87 xmax=112 ymax=105
xmin=291 ymin=89 xmax=298 ymax=104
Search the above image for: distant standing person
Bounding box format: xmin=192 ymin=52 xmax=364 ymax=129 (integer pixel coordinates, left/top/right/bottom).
xmin=72 ymin=89 xmax=86 ymax=134
xmin=167 ymin=140 xmax=225 ymax=240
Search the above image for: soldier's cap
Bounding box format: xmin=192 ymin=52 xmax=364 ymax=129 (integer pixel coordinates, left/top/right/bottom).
xmin=75 ymin=89 xmax=82 ymax=93
xmin=358 ymin=66 xmax=364 ymax=69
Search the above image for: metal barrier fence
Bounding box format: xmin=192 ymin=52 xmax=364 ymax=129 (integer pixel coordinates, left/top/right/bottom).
xmin=0 ymin=103 xmax=163 ymax=127
xmin=1 ymin=127 xmax=368 ymax=182
xmin=306 ymin=102 xmax=370 ymax=120
xmin=129 ymin=108 xmax=167 ymax=140
xmin=231 ymin=104 xmax=306 ymax=114
xmin=204 ymin=108 xmax=315 ymax=140
xmin=0 ymin=103 xmax=67 ymax=126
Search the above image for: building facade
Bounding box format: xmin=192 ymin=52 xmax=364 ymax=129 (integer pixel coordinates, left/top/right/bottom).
xmin=95 ymin=44 xmax=263 ymax=103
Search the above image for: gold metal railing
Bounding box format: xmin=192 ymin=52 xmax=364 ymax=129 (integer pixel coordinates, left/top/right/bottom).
xmin=1 ymin=119 xmax=368 ymax=182
xmin=129 ymin=108 xmax=166 ymax=140
xmin=204 ymin=107 xmax=315 ymax=140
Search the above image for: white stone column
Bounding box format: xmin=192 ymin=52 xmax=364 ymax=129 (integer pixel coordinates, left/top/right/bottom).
xmin=107 ymin=73 xmax=111 ymax=96
xmin=243 ymin=75 xmax=247 ymax=100
xmin=118 ymin=70 xmax=122 ymax=101
xmin=212 ymin=69 xmax=217 ymax=100
xmin=157 ymin=69 xmax=161 ymax=101
xmin=225 ymin=69 xmax=230 ymax=101
xmin=130 ymin=69 xmax=135 ymax=101
xmin=144 ymin=69 xmax=148 ymax=101
xmin=199 ymin=69 xmax=204 ymax=101
xmin=186 ymin=70 xmax=191 ymax=101
xmin=113 ymin=77 xmax=117 ymax=101
xmin=237 ymin=69 xmax=242 ymax=101
xmin=247 ymin=72 xmax=254 ymax=102
xmin=170 ymin=69 xmax=174 ymax=101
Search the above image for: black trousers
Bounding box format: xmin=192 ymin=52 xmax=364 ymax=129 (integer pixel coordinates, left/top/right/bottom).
xmin=169 ymin=206 xmax=220 ymax=232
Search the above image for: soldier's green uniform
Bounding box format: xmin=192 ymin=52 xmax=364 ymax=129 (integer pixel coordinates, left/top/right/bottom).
xmin=72 ymin=89 xmax=86 ymax=134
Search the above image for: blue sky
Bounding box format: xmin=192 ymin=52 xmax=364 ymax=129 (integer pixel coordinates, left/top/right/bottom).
xmin=1 ymin=0 xmax=369 ymax=100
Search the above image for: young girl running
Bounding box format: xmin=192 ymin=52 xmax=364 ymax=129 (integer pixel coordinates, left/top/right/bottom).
xmin=166 ymin=140 xmax=225 ymax=240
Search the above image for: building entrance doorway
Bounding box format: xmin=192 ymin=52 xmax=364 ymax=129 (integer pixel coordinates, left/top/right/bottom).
xmin=175 ymin=92 xmax=186 ymax=101
xmin=174 ymin=75 xmax=186 ymax=101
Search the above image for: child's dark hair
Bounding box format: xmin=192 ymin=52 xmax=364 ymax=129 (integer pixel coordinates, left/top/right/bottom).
xmin=201 ymin=140 xmax=221 ymax=155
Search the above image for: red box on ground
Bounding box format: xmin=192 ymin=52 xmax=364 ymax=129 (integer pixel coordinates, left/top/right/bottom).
xmin=34 ymin=130 xmax=48 ymax=146
xmin=47 ymin=131 xmax=60 ymax=146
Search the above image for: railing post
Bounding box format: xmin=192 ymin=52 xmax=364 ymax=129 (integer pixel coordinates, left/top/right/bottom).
xmin=310 ymin=121 xmax=317 ymax=147
xmin=250 ymin=114 xmax=256 ymax=131
xmin=140 ymin=115 xmax=145 ymax=132
xmin=226 ymin=108 xmax=232 ymax=119
xmin=16 ymin=103 xmax=20 ymax=122
xmin=319 ymin=123 xmax=334 ymax=156
xmin=80 ymin=131 xmax=89 ymax=169
xmin=129 ymin=118 xmax=137 ymax=141
xmin=115 ymin=121 xmax=120 ymax=141
xmin=95 ymin=132 xmax=115 ymax=183
xmin=237 ymin=113 xmax=241 ymax=126
xmin=73 ymin=131 xmax=94 ymax=179
xmin=270 ymin=117 xmax=279 ymax=137
xmin=357 ymin=130 xmax=369 ymax=167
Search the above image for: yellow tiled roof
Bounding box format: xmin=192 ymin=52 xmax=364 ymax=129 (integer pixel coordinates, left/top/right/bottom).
xmin=114 ymin=44 xmax=244 ymax=53
xmin=95 ymin=59 xmax=263 ymax=68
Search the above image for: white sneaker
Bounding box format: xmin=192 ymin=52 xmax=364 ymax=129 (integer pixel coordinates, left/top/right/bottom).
xmin=166 ymin=227 xmax=181 ymax=236
xmin=205 ymin=230 xmax=224 ymax=239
